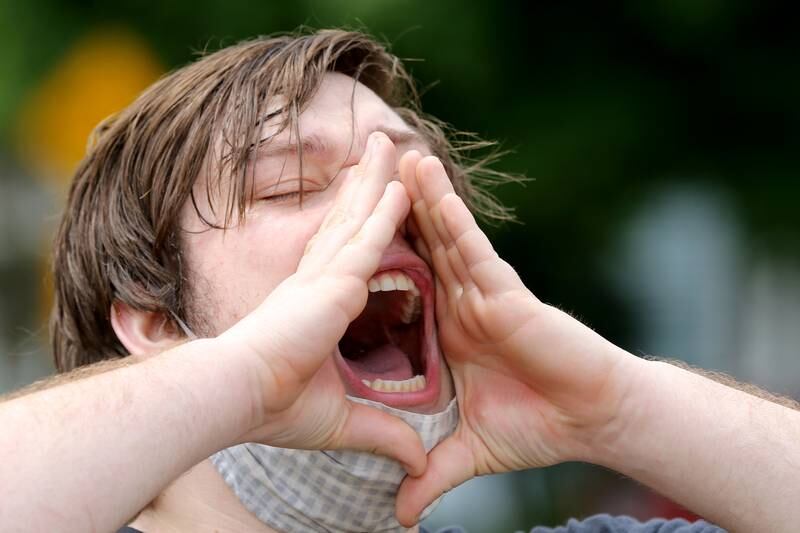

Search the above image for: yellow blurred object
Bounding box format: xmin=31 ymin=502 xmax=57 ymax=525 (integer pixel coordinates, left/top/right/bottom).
xmin=17 ymin=28 xmax=163 ymax=183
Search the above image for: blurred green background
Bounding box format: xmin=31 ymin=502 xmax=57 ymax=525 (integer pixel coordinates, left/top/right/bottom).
xmin=1 ymin=1 xmax=799 ymax=531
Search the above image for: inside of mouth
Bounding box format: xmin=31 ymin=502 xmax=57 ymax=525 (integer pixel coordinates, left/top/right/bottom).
xmin=339 ymin=290 xmax=425 ymax=384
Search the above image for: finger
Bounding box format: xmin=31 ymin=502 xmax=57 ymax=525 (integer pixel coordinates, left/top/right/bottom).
xmin=414 ymin=200 xmax=461 ymax=291
xmin=301 ymin=176 xmax=360 ymax=257
xmin=399 ymin=150 xmax=424 ymax=203
xmin=308 ymin=134 xmax=381 ymax=242
xmin=336 ymin=402 xmax=427 ymax=477
xmin=407 ymin=211 xmax=435 ymax=270
xmin=406 ymin=152 xmax=471 ymax=289
xmin=395 ymin=435 xmax=475 ymax=527
xmin=416 ymin=156 xmax=457 ymax=211
xmin=331 ymin=180 xmax=410 ymax=280
xmin=416 ymin=157 xmax=473 ymax=287
xmin=433 ymin=276 xmax=449 ymax=327
xmin=301 ymin=132 xmax=397 ymax=269
xmin=411 ymin=159 xmax=459 ymax=290
xmin=412 ymin=233 xmax=433 ymax=267
xmin=439 ymin=192 xmax=523 ymax=294
xmin=348 ymin=131 xmax=398 ymax=222
xmin=397 ymin=150 xmax=422 ymax=240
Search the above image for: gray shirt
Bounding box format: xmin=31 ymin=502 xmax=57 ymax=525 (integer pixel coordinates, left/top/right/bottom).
xmin=424 ymin=514 xmax=725 ymax=533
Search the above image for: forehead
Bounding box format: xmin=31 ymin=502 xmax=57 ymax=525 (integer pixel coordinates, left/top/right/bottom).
xmin=185 ymin=72 xmax=427 ymax=227
xmin=261 ymin=72 xmax=411 ymax=144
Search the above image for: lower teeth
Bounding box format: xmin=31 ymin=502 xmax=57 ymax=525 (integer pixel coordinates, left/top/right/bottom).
xmin=362 ymin=375 xmax=427 ymax=393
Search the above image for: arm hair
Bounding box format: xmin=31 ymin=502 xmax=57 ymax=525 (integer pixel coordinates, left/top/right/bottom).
xmin=652 ymin=356 xmax=800 ymax=411
xmin=0 ymin=356 xmax=138 ymax=403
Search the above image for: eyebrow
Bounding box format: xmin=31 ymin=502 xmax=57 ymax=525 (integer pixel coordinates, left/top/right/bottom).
xmin=253 ymin=125 xmax=425 ymax=160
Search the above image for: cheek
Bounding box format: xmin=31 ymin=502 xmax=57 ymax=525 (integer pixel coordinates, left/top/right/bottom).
xmin=249 ymin=206 xmax=328 ymax=274
xmin=183 ymin=202 xmax=331 ymax=331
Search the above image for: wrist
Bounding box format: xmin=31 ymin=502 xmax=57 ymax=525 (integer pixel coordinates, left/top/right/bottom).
xmin=163 ymin=336 xmax=264 ymax=446
xmin=573 ymin=350 xmax=652 ymax=468
xmin=584 ymin=356 xmax=699 ymax=477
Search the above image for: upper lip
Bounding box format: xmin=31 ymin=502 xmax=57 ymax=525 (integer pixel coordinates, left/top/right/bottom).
xmin=375 ymin=236 xmax=432 ymax=276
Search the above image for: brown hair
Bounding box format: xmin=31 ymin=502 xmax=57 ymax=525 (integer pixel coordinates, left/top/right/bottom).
xmin=50 ymin=28 xmax=516 ymax=372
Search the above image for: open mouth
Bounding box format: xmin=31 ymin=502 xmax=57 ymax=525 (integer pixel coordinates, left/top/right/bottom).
xmin=336 ymin=265 xmax=440 ymax=408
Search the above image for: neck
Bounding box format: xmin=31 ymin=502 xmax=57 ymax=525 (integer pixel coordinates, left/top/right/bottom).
xmin=129 ymin=459 xmax=421 ymax=533
xmin=129 ymin=459 xmax=277 ymax=533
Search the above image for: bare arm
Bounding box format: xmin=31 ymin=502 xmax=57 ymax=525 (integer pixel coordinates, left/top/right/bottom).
xmin=1 ymin=356 xmax=138 ymax=402
xmin=595 ymin=358 xmax=800 ymax=532
xmin=0 ymin=339 xmax=254 ymax=533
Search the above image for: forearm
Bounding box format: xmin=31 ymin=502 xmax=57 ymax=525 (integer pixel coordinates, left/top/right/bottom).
xmin=1 ymin=357 xmax=137 ymax=402
xmin=597 ymin=358 xmax=800 ymax=532
xmin=0 ymin=338 xmax=256 ymax=533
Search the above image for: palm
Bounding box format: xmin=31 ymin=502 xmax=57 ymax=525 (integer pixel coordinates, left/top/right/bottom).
xmin=435 ymin=269 xmax=572 ymax=472
xmin=438 ymin=284 xmax=532 ymax=365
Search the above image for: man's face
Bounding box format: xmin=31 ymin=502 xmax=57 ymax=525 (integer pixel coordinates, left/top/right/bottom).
xmin=180 ymin=72 xmax=453 ymax=413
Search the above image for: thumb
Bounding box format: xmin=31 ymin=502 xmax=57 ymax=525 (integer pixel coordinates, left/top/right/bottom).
xmin=333 ymin=402 xmax=428 ymax=477
xmin=395 ymin=434 xmax=476 ymax=527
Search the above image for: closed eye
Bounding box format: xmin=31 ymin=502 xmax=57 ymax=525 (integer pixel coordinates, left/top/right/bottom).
xmin=260 ymin=190 xmax=302 ymax=204
xmin=256 ymin=176 xmax=328 ymax=205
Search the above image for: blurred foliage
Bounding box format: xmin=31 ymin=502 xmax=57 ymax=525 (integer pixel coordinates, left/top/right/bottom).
xmin=1 ymin=0 xmax=799 ymax=529
xmin=4 ymin=0 xmax=798 ymax=342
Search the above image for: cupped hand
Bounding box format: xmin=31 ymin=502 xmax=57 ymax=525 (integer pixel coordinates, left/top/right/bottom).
xmin=217 ymin=132 xmax=426 ymax=476
xmin=395 ymin=152 xmax=639 ymax=524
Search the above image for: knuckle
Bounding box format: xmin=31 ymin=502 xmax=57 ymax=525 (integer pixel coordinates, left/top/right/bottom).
xmin=346 ymin=232 xmax=364 ymax=246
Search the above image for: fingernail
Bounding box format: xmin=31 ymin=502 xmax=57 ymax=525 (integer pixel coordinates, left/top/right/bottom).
xmin=400 ymin=461 xmax=418 ymax=476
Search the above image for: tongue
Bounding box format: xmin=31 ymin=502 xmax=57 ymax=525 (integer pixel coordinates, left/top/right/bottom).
xmin=345 ymin=344 xmax=415 ymax=381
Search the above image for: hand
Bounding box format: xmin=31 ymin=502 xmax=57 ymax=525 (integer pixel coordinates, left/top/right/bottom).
xmin=395 ymin=152 xmax=639 ymax=524
xmin=217 ymin=132 xmax=426 ymax=476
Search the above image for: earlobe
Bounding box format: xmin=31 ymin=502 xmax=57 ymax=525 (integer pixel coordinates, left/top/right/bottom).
xmin=110 ymin=301 xmax=183 ymax=357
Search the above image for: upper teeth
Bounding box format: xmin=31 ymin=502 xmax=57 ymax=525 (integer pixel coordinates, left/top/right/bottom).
xmin=367 ymin=271 xmax=421 ymax=324
xmin=368 ymin=271 xmax=418 ymax=294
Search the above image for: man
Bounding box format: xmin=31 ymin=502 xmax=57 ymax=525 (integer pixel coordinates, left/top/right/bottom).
xmin=2 ymin=29 xmax=799 ymax=533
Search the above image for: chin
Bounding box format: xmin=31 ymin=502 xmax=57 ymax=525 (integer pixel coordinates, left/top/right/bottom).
xmin=334 ymin=247 xmax=453 ymax=414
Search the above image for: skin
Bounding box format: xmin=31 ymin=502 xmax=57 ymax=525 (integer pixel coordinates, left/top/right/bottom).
xmin=2 ymin=73 xmax=800 ymax=533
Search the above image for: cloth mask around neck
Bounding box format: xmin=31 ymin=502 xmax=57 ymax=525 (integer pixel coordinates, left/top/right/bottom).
xmin=170 ymin=313 xmax=460 ymax=533
xmin=212 ymin=397 xmax=458 ymax=533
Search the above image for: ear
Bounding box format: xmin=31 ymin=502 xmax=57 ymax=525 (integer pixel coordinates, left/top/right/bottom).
xmin=110 ymin=301 xmax=184 ymax=358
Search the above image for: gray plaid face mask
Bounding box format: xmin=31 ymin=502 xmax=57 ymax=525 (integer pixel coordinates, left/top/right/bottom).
xmin=211 ymin=396 xmax=458 ymax=533
xmin=171 ymin=313 xmax=459 ymax=532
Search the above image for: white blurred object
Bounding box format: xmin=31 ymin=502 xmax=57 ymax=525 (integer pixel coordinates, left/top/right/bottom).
xmin=0 ymin=156 xmax=55 ymax=393
xmin=610 ymin=183 xmax=743 ymax=370
xmin=739 ymin=257 xmax=800 ymax=396
xmin=609 ymin=182 xmax=800 ymax=397
xmin=423 ymin=473 xmax=522 ymax=533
